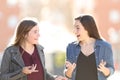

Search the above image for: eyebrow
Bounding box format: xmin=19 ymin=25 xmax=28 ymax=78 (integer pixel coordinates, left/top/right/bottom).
xmin=74 ymin=25 xmax=79 ymax=27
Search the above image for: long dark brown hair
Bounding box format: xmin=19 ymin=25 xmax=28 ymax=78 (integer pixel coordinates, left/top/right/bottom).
xmin=13 ymin=18 xmax=38 ymax=46
xmin=75 ymin=15 xmax=101 ymax=40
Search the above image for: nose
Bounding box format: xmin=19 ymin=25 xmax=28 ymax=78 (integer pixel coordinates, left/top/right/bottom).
xmin=38 ymin=32 xmax=40 ymax=37
xmin=73 ymin=29 xmax=78 ymax=35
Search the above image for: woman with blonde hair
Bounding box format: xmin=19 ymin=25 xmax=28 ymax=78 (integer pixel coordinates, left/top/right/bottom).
xmin=0 ymin=17 xmax=67 ymax=80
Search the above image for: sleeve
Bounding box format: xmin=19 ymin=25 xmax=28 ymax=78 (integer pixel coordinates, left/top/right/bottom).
xmin=46 ymin=71 xmax=55 ymax=80
xmin=104 ymin=45 xmax=115 ymax=77
xmin=66 ymin=43 xmax=75 ymax=64
xmin=66 ymin=44 xmax=72 ymax=63
xmin=40 ymin=47 xmax=55 ymax=80
xmin=64 ymin=43 xmax=74 ymax=78
xmin=0 ymin=49 xmax=26 ymax=80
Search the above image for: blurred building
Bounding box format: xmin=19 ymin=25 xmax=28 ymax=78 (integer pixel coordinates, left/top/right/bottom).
xmin=95 ymin=0 xmax=120 ymax=71
xmin=0 ymin=0 xmax=120 ymax=74
xmin=0 ymin=0 xmax=20 ymax=53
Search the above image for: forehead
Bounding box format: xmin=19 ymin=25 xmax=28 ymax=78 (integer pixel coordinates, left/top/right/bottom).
xmin=74 ymin=20 xmax=81 ymax=27
xmin=30 ymin=25 xmax=39 ymax=31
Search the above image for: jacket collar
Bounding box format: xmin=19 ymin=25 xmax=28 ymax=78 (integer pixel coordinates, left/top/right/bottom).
xmin=11 ymin=44 xmax=44 ymax=68
xmin=36 ymin=45 xmax=45 ymax=67
xmin=75 ymin=39 xmax=103 ymax=48
xmin=10 ymin=46 xmax=25 ymax=68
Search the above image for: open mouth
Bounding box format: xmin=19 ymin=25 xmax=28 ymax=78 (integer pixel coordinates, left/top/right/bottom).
xmin=34 ymin=38 xmax=38 ymax=41
xmin=77 ymin=35 xmax=80 ymax=37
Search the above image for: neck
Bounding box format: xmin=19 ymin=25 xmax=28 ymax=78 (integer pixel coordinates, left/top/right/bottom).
xmin=21 ymin=42 xmax=34 ymax=51
xmin=80 ymin=37 xmax=95 ymax=46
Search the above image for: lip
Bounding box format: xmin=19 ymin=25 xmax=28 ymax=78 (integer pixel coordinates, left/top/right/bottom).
xmin=34 ymin=39 xmax=38 ymax=40
xmin=77 ymin=35 xmax=80 ymax=37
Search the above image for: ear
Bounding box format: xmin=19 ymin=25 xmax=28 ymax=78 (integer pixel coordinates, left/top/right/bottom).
xmin=24 ymin=34 xmax=28 ymax=39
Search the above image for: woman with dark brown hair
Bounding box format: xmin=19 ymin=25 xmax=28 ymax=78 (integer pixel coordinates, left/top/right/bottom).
xmin=64 ymin=15 xmax=114 ymax=80
xmin=0 ymin=17 xmax=67 ymax=80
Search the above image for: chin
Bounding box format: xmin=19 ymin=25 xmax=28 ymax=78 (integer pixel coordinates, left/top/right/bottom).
xmin=32 ymin=42 xmax=38 ymax=45
xmin=77 ymin=38 xmax=81 ymax=41
xmin=34 ymin=42 xmax=38 ymax=44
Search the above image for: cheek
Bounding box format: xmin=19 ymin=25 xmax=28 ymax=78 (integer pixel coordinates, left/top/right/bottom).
xmin=27 ymin=35 xmax=34 ymax=41
xmin=74 ymin=29 xmax=80 ymax=34
xmin=77 ymin=30 xmax=82 ymax=35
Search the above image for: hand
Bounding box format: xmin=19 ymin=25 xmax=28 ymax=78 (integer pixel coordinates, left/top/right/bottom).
xmin=22 ymin=64 xmax=39 ymax=74
xmin=55 ymin=76 xmax=68 ymax=80
xmin=65 ymin=61 xmax=76 ymax=69
xmin=65 ymin=61 xmax=76 ymax=78
xmin=98 ymin=60 xmax=110 ymax=76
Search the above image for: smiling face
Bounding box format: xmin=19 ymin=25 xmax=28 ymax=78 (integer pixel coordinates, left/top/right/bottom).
xmin=25 ymin=25 xmax=40 ymax=45
xmin=74 ymin=20 xmax=89 ymax=42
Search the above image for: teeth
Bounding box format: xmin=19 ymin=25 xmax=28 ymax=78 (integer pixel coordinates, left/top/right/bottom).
xmin=77 ymin=35 xmax=80 ymax=37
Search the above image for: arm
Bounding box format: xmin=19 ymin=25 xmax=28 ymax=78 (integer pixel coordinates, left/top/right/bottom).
xmin=0 ymin=49 xmax=26 ymax=80
xmin=38 ymin=45 xmax=67 ymax=80
xmin=46 ymin=71 xmax=55 ymax=80
xmin=98 ymin=45 xmax=114 ymax=77
xmin=45 ymin=69 xmax=68 ymax=80
xmin=64 ymin=61 xmax=76 ymax=78
xmin=64 ymin=43 xmax=76 ymax=78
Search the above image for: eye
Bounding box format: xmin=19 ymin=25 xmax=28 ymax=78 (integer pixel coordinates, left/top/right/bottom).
xmin=75 ymin=26 xmax=80 ymax=30
xmin=76 ymin=27 xmax=80 ymax=29
xmin=74 ymin=25 xmax=80 ymax=29
xmin=34 ymin=30 xmax=39 ymax=33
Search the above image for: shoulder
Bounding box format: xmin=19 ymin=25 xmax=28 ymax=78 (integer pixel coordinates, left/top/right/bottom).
xmin=96 ymin=39 xmax=112 ymax=48
xmin=67 ymin=41 xmax=79 ymax=48
xmin=67 ymin=41 xmax=78 ymax=46
xmin=4 ymin=45 xmax=18 ymax=52
xmin=3 ymin=45 xmax=18 ymax=57
xmin=36 ymin=44 xmax=44 ymax=50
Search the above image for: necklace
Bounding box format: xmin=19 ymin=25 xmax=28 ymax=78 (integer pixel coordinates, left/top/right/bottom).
xmin=80 ymin=38 xmax=96 ymax=56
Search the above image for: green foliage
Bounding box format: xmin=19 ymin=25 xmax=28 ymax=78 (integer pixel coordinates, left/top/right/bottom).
xmin=54 ymin=51 xmax=66 ymax=67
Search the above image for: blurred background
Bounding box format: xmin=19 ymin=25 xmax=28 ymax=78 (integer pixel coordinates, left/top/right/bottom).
xmin=0 ymin=0 xmax=120 ymax=79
